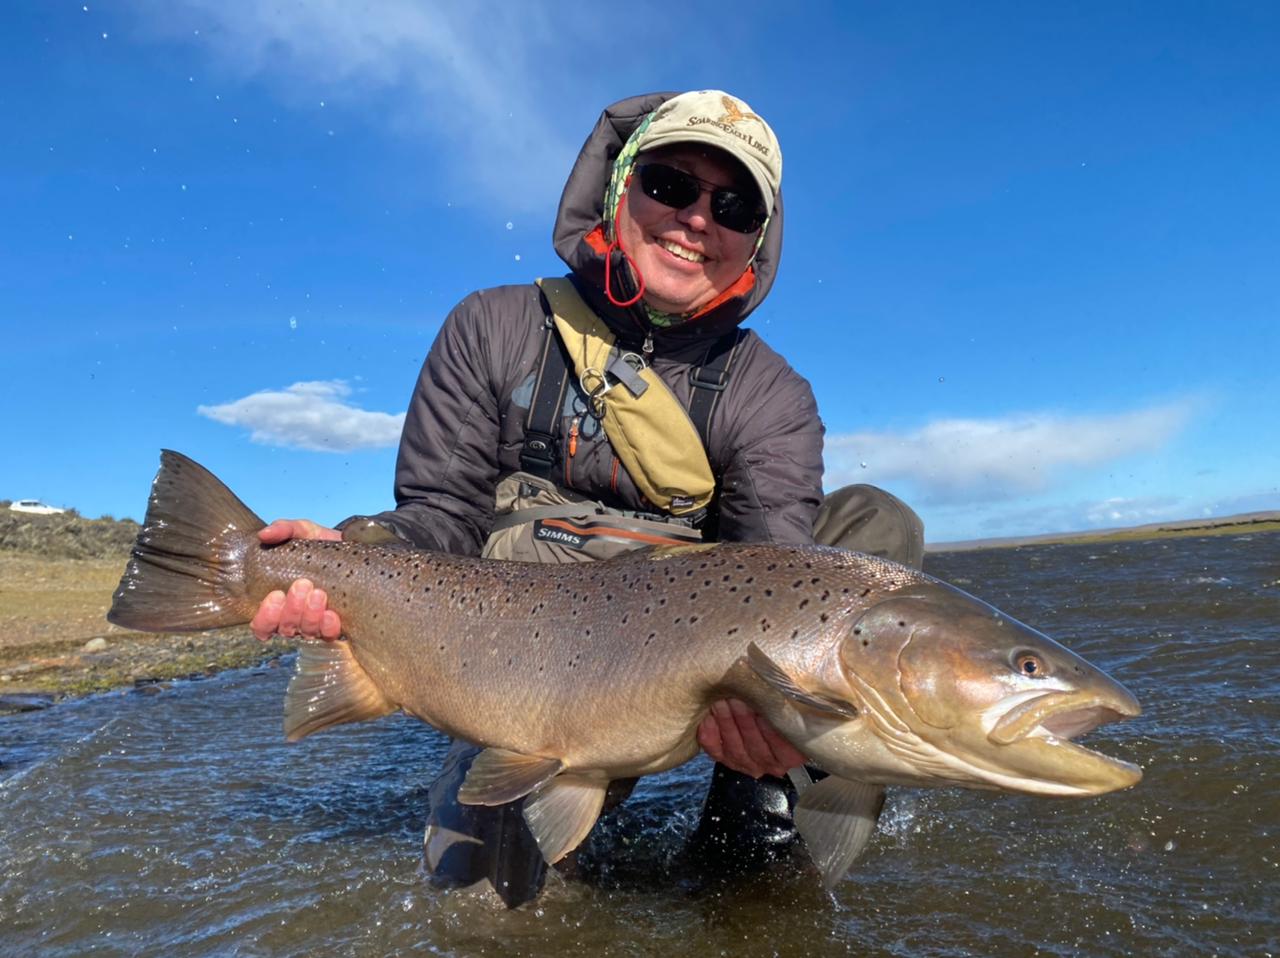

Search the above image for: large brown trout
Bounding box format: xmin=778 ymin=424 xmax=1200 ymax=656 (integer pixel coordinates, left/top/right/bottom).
xmin=109 ymin=451 xmax=1142 ymax=888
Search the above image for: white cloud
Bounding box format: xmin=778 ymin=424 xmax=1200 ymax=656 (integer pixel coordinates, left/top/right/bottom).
xmin=198 ymin=380 xmax=404 ymax=451
xmin=127 ymin=0 xmax=577 ymax=211
xmin=826 ymin=400 xmax=1196 ymax=504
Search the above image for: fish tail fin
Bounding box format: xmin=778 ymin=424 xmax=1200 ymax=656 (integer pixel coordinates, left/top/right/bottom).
xmin=108 ymin=449 xmax=265 ymax=632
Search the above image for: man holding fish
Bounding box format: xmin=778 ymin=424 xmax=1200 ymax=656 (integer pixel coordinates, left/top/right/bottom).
xmin=247 ymin=90 xmax=924 ymax=905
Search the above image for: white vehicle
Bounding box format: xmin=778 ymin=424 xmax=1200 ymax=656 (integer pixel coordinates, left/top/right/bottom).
xmin=9 ymin=499 xmax=65 ymax=516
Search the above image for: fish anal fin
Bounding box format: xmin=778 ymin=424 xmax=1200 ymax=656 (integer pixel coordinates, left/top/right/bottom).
xmin=746 ymin=643 xmax=858 ymax=718
xmin=794 ymin=777 xmax=886 ymax=890
xmin=284 ymin=640 xmax=396 ymax=742
xmin=522 ymin=774 xmax=608 ymax=864
xmin=458 ymin=748 xmax=563 ymax=806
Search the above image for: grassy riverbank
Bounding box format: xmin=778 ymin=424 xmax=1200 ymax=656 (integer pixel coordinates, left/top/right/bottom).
xmin=0 ymin=510 xmax=289 ymax=705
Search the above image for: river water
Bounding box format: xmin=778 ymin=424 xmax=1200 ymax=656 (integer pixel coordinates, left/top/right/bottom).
xmin=1 ymin=532 xmax=1276 ymax=957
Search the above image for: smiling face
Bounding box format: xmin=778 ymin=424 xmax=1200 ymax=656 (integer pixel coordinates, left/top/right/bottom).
xmin=615 ymin=145 xmax=764 ymax=316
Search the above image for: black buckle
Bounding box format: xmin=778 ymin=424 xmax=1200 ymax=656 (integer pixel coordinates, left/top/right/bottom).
xmin=689 ymin=365 xmax=729 ymax=392
xmin=520 ymin=430 xmax=558 ymax=469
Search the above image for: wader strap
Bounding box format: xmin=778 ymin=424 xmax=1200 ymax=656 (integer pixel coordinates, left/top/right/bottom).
xmin=489 ymin=502 xmax=602 ymax=532
xmin=687 ymin=329 xmax=744 ymax=450
xmin=519 ymin=299 xmax=573 ymax=478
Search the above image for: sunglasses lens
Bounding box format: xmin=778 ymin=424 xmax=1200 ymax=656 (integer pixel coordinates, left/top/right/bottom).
xmin=636 ymin=164 xmax=764 ymax=234
xmin=639 ymin=164 xmax=700 ymax=209
xmin=710 ymin=192 xmax=762 ymax=233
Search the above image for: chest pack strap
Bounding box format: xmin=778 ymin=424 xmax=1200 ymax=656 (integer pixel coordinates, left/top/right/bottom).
xmin=519 ymin=295 xmax=574 ymax=478
xmin=687 ymin=328 xmax=744 ymax=449
xmin=519 ymin=282 xmax=744 ymax=487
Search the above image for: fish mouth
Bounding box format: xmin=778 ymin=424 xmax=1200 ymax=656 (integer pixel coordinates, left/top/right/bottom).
xmin=985 ymin=689 xmax=1143 ymax=794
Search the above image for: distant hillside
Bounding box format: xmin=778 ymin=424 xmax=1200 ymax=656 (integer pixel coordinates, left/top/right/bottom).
xmin=0 ymin=505 xmax=139 ymax=560
xmin=929 ymin=510 xmax=1280 ymax=553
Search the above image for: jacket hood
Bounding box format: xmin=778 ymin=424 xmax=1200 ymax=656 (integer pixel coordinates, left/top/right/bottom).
xmin=551 ymin=92 xmax=784 ymax=349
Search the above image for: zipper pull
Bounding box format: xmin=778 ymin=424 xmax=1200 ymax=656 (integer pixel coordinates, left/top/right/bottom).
xmin=642 ymin=331 xmax=654 ymax=358
xmin=568 ymin=417 xmax=580 ymax=458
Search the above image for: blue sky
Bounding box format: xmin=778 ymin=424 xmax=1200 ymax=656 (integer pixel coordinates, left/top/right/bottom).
xmin=2 ymin=1 xmax=1277 ymax=543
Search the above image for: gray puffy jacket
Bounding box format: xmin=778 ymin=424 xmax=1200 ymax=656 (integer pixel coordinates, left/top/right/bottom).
xmin=363 ymin=92 xmax=824 ymax=554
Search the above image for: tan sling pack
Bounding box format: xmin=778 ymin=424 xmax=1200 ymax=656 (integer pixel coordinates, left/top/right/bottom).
xmin=536 ymin=277 xmax=715 ymax=515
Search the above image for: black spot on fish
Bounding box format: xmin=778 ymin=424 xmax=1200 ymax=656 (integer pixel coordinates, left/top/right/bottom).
xmin=799 ymin=599 xmax=810 ymax=609
xmin=728 ymin=626 xmax=739 ymax=636
xmin=764 ymin=588 xmax=773 ymax=597
xmin=760 ymin=619 xmax=771 ymax=632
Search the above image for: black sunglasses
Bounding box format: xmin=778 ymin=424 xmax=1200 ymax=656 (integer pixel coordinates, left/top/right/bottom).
xmin=634 ymin=163 xmax=766 ymax=234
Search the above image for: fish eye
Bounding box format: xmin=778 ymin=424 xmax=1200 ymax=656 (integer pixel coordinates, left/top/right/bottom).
xmin=1013 ymin=651 xmax=1046 ymax=677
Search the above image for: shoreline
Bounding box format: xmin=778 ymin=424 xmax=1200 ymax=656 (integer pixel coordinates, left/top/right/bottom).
xmin=927 ymin=513 xmax=1280 ymax=553
xmin=0 ymin=553 xmax=290 ymax=711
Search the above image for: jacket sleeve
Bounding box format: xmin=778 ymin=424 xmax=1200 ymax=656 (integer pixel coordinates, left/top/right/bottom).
xmin=715 ymin=361 xmax=825 ymax=546
xmin=358 ymin=291 xmax=507 ymax=555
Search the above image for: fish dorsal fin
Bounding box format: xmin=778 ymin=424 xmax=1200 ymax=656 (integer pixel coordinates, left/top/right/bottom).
xmin=746 ymin=643 xmax=858 ymax=718
xmin=284 ymin=640 xmax=396 ymax=742
xmin=522 ymin=774 xmax=609 ymax=864
xmin=458 ymin=748 xmax=563 ymax=806
xmin=794 ymin=777 xmax=886 ymax=890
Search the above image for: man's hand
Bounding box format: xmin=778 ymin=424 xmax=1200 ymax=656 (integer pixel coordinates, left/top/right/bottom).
xmin=249 ymin=519 xmax=344 ymax=642
xmin=697 ymin=698 xmax=807 ymax=779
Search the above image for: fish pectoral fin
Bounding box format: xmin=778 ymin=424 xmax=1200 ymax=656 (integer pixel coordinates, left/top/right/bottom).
xmin=794 ymin=777 xmax=886 ymax=891
xmin=522 ymin=774 xmax=608 ymax=864
xmin=457 ymin=748 xmax=564 ymax=806
xmin=284 ymin=640 xmax=396 ymax=742
xmin=745 ymin=643 xmax=858 ymax=718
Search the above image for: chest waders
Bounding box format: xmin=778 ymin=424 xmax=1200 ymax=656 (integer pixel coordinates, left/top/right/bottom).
xmin=423 ymin=281 xmax=927 ymax=906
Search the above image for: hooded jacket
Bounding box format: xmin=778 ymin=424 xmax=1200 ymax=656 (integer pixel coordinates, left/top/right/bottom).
xmin=364 ymin=92 xmax=824 ymax=554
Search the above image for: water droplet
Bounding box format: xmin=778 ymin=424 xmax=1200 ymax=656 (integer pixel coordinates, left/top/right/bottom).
xmin=506 ymin=221 xmax=514 ymax=230
xmin=938 ymin=376 xmax=945 ymax=383
xmin=289 ymin=316 xmax=297 ymax=330
xmin=514 ymin=254 xmax=521 ymax=261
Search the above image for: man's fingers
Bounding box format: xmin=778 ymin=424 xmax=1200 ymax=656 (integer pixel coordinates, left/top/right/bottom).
xmin=320 ymin=609 xmax=343 ymax=641
xmin=726 ymin=699 xmax=796 ymax=778
xmin=256 ymin=519 xmax=342 ymax=544
xmin=257 ymin=520 xmax=295 ymax=544
xmin=298 ymin=587 xmax=328 ymax=638
xmin=250 ymin=590 xmax=286 ymax=642
xmin=710 ymin=700 xmax=763 ymax=778
xmin=758 ymin=720 xmax=807 ymax=771
xmin=277 ymin=579 xmax=315 ymax=637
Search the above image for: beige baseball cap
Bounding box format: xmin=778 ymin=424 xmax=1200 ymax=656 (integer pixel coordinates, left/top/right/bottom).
xmin=636 ymin=90 xmax=783 ymax=217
